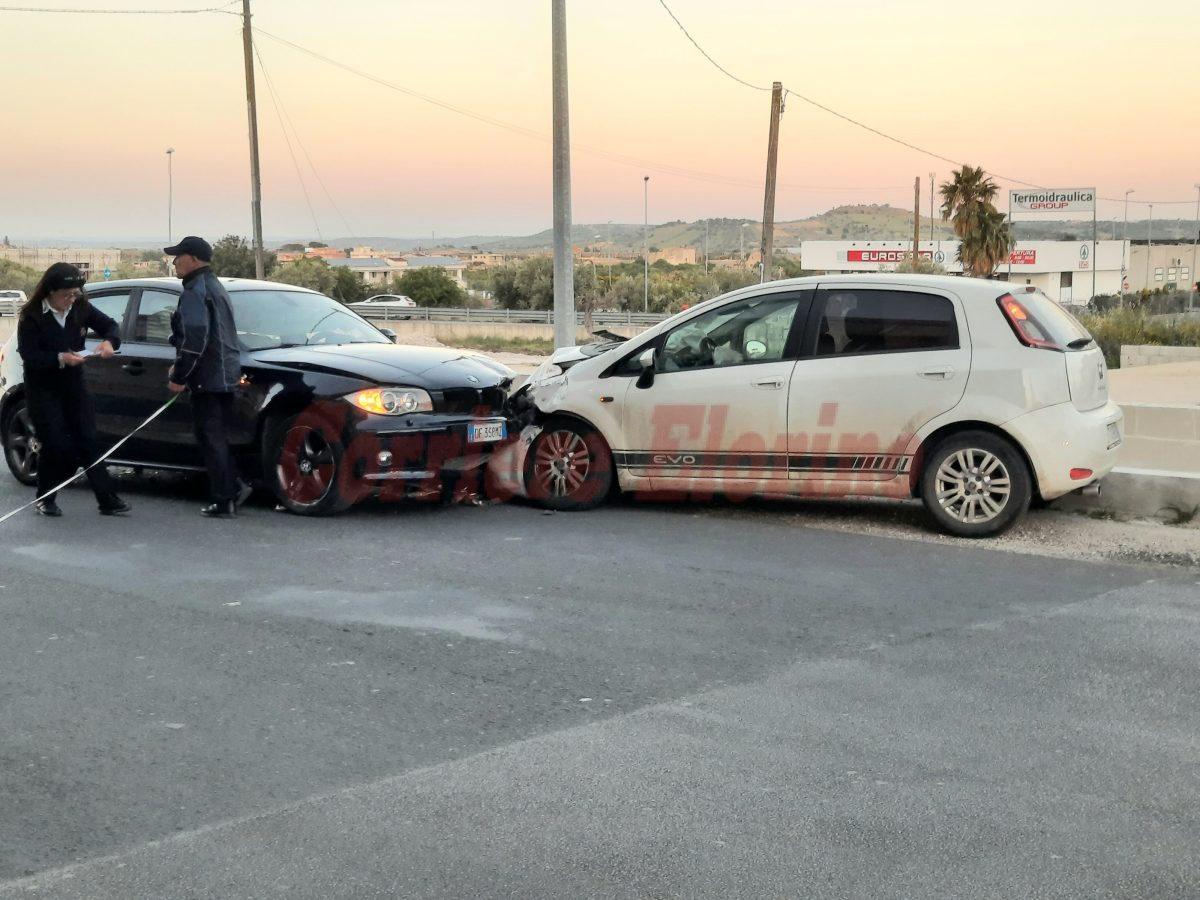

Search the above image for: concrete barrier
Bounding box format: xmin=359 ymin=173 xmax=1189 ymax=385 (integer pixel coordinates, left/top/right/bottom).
xmin=1121 ymin=345 xmax=1200 ymax=368
xmin=0 ymin=318 xmax=12 ymax=344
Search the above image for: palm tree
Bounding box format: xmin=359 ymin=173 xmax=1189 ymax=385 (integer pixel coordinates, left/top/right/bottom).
xmin=959 ymin=208 xmax=1015 ymax=277
xmin=939 ymin=165 xmax=1014 ymax=277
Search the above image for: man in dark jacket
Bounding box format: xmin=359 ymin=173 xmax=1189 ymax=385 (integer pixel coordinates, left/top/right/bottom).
xmin=164 ymin=235 xmax=247 ymax=518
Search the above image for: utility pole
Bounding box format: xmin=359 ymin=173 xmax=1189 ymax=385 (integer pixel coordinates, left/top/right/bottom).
xmin=912 ymin=176 xmax=921 ymax=263
xmin=759 ymin=82 xmax=783 ymax=283
xmin=643 ymin=176 xmax=649 ymax=312
xmin=550 ymin=0 xmax=574 ymax=348
xmin=241 ymin=0 xmax=265 ymax=278
xmin=928 ymin=173 xmax=934 ymax=245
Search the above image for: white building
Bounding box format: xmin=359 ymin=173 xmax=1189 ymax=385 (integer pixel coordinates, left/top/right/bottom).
xmin=796 ymin=240 xmax=1126 ymax=304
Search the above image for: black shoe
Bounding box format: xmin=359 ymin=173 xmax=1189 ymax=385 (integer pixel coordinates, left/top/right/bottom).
xmin=98 ymin=495 xmax=132 ymax=516
xmin=35 ymin=499 xmax=62 ymax=517
xmin=200 ymin=500 xmax=237 ymax=519
xmin=235 ymin=480 xmax=253 ymax=508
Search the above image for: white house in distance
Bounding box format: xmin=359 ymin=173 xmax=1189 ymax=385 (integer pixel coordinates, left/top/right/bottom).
xmin=402 ymin=254 xmax=466 ymax=288
xmin=796 ymin=240 xmax=1127 ymax=304
xmin=324 ymin=256 xmax=403 ymax=286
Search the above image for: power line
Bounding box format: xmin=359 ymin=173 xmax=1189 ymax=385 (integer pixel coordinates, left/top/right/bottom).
xmin=254 ymin=41 xmax=323 ymax=241
xmin=656 ymin=0 xmax=770 ymax=92
xmin=0 ymin=2 xmax=236 ymax=13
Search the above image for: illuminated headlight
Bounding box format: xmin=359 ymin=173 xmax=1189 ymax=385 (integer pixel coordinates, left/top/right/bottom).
xmin=346 ymin=387 xmax=433 ymax=415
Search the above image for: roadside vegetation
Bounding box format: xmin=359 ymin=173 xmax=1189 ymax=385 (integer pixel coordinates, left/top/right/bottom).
xmin=1076 ymin=300 xmax=1200 ymax=369
xmin=450 ymin=335 xmax=556 ymax=356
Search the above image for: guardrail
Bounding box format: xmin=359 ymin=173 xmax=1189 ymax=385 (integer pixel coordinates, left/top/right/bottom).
xmin=352 ymin=306 xmax=668 ymax=326
xmin=0 ymin=299 xmax=670 ymax=327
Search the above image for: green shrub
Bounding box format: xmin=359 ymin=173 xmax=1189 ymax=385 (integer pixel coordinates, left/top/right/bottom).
xmin=1076 ymin=308 xmax=1200 ymax=369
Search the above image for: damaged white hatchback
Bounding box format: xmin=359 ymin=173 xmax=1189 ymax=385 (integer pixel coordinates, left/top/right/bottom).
xmin=499 ymin=273 xmax=1123 ymax=537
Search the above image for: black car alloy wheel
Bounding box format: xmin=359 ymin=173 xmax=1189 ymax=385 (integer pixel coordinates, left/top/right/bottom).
xmin=265 ymin=413 xmax=353 ymax=516
xmin=2 ymin=398 xmax=39 ymax=486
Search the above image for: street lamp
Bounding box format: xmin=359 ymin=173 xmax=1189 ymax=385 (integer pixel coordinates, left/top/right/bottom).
xmin=166 ymin=147 xmax=175 ymax=245
xmin=1122 ymin=189 xmax=1132 ymax=294
xmin=643 ymin=176 xmax=650 ymax=312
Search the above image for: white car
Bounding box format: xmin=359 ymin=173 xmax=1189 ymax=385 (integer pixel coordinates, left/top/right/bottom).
xmin=0 ymin=289 xmax=27 ymax=315
xmin=504 ymin=273 xmax=1123 ymax=537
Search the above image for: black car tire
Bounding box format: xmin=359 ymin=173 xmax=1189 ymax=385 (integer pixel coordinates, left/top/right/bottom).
xmin=524 ymin=418 xmax=613 ymax=511
xmin=919 ymin=430 xmax=1031 ymax=538
xmin=2 ymin=396 xmax=39 ymax=486
xmin=264 ymin=412 xmax=354 ymax=516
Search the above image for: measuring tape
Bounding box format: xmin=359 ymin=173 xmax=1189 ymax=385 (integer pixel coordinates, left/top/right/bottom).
xmin=0 ymin=394 xmax=179 ymax=525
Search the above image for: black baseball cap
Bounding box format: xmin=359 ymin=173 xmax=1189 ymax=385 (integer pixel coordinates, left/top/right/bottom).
xmin=163 ymin=235 xmax=213 ymax=262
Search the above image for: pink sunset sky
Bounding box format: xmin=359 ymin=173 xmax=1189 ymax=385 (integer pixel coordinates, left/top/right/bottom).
xmin=2 ymin=0 xmax=1197 ymax=243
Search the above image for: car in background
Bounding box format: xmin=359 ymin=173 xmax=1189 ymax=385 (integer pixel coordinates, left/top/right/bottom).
xmin=350 ymin=294 xmax=418 ymax=320
xmin=505 ymin=273 xmax=1123 ymax=537
xmin=0 ymin=289 xmax=28 ymax=315
xmin=1 ymin=278 xmax=513 ymax=515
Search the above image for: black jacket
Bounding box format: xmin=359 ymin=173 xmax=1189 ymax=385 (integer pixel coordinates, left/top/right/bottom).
xmin=169 ymin=267 xmax=241 ymax=392
xmin=17 ymin=301 xmax=121 ymax=391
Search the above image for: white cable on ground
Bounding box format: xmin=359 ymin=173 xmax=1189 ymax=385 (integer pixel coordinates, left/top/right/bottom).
xmin=0 ymin=394 xmax=178 ymax=524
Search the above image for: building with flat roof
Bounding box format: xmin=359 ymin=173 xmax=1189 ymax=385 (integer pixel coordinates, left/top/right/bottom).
xmin=796 ymin=240 xmax=1127 ymax=304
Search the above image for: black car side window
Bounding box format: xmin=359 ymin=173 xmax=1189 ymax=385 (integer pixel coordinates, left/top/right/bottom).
xmin=134 ymin=290 xmax=180 ymax=344
xmin=814 ymin=289 xmax=958 ymax=356
xmin=84 ymin=292 xmax=132 ymax=336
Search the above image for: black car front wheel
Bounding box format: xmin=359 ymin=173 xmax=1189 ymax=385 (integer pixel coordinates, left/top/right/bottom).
xmin=265 ymin=413 xmax=354 ymax=516
xmin=2 ymin=397 xmax=39 ymax=486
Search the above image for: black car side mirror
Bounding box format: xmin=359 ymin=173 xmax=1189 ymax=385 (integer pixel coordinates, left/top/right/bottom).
xmin=379 ymin=327 xmax=398 ymax=343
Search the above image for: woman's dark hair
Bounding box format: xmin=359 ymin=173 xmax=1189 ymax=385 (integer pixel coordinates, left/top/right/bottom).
xmin=20 ymin=262 xmax=89 ymax=322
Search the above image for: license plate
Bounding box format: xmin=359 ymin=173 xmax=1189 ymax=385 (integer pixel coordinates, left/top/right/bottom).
xmin=469 ymin=421 xmax=507 ymax=443
xmin=1107 ymin=422 xmax=1122 ymax=449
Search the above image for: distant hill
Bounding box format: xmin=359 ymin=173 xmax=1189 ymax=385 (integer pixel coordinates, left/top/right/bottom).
xmin=14 ymin=205 xmax=1193 ymax=253
xmin=317 ymin=204 xmax=1195 ymax=257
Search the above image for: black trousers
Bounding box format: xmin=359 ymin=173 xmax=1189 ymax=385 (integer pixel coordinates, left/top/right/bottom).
xmin=26 ymin=379 xmax=116 ymax=504
xmin=190 ymin=391 xmax=238 ymax=502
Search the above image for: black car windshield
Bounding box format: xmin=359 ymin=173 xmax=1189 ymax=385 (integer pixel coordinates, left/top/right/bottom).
xmin=229 ymin=290 xmax=390 ymax=350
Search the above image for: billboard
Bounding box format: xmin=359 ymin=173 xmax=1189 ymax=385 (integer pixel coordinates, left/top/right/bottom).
xmin=1009 ymin=188 xmax=1096 ymax=215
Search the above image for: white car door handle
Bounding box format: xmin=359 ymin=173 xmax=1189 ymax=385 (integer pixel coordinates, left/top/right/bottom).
xmin=918 ymin=366 xmax=954 ymax=380
xmin=753 ymin=378 xmax=785 ymax=389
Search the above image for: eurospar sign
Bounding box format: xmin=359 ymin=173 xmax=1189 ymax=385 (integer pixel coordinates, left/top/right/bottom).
xmin=1009 ymin=188 xmax=1095 ymax=215
xmin=846 ymin=250 xmax=933 ymax=263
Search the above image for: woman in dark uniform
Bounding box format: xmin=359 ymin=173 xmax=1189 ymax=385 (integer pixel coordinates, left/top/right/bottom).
xmin=16 ymin=262 xmax=131 ymax=517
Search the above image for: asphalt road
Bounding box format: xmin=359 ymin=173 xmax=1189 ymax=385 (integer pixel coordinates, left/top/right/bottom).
xmin=0 ymin=471 xmax=1197 ymax=899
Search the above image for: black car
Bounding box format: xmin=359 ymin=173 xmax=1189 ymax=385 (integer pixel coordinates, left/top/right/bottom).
xmin=0 ymin=277 xmax=513 ymax=515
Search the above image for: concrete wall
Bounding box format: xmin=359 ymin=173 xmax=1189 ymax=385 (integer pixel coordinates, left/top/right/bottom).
xmin=1120 ymin=344 xmax=1200 ymax=368
xmin=0 ymin=318 xmax=12 ymax=344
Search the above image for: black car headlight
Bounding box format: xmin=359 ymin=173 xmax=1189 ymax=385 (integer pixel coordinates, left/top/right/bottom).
xmin=346 ymin=387 xmax=433 ymax=415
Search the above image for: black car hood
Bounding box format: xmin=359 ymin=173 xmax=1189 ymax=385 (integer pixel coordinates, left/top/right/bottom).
xmin=251 ymin=343 xmax=514 ymax=389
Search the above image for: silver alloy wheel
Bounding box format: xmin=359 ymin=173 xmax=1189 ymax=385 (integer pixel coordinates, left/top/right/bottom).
xmin=534 ymin=428 xmax=588 ymax=499
xmin=933 ymin=447 xmax=1012 ymax=524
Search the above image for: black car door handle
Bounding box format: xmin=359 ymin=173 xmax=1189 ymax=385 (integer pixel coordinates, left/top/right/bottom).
xmin=121 ymin=361 xmax=145 ymax=375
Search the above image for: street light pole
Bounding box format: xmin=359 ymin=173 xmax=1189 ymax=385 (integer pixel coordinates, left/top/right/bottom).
xmin=1122 ymin=189 xmax=1132 ymax=295
xmin=740 ymin=222 xmax=748 ymax=266
xmin=1190 ymin=183 xmax=1199 ymax=311
xmin=928 ymin=173 xmax=934 ymax=245
xmin=166 ymin=147 xmax=175 ymax=246
xmin=643 ymin=176 xmax=649 ymax=313
xmin=1146 ymin=203 xmax=1154 ymax=292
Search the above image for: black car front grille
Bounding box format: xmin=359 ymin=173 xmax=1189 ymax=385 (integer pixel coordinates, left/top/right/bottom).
xmin=438 ymin=386 xmax=507 ymax=416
